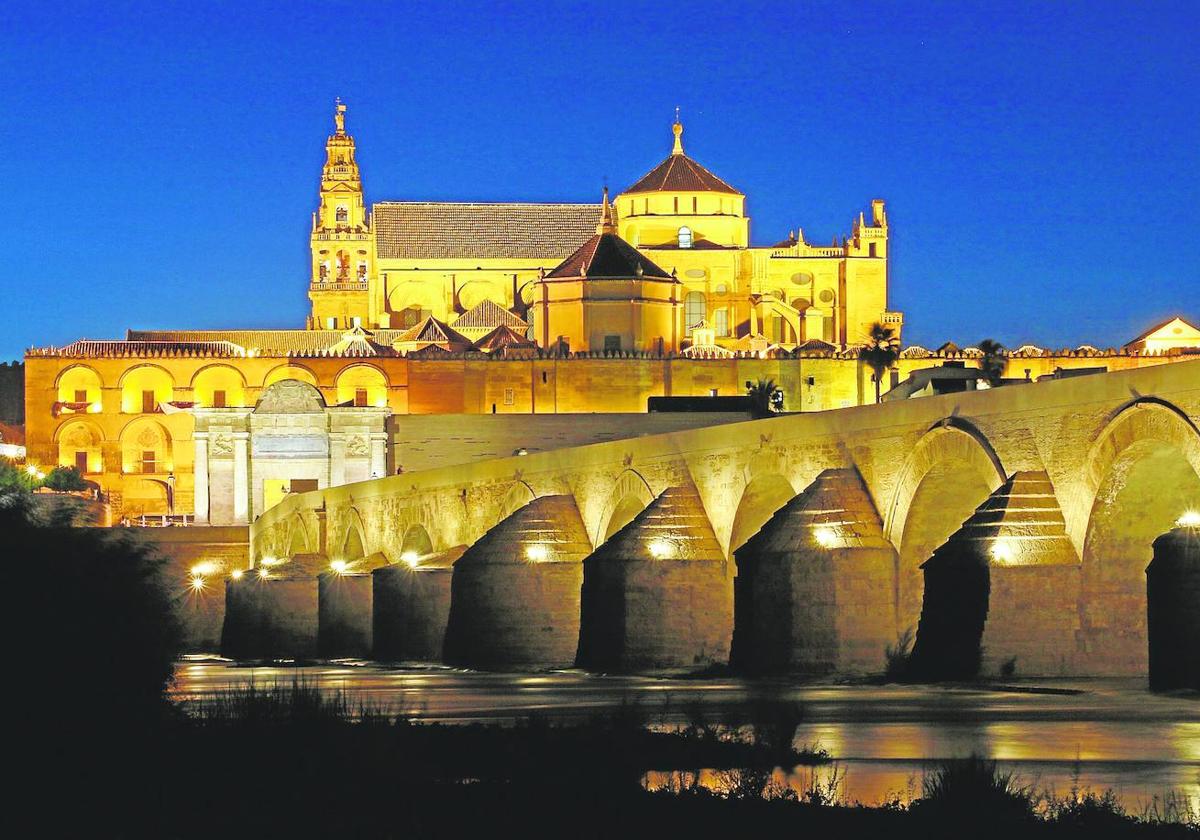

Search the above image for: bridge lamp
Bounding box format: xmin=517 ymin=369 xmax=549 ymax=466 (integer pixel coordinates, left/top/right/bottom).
xmin=525 ymin=544 xmax=549 ymax=562
xmin=990 ymin=539 xmax=1016 ymax=565
xmin=330 ymin=559 xmax=348 ymax=575
xmin=401 ymin=551 xmax=421 ymax=568
xmin=813 ymin=527 xmax=839 ymax=549
xmin=257 ymin=567 xmax=271 ymax=580
xmin=647 ymin=539 xmax=673 ymax=559
xmin=25 ymin=464 xmax=39 ymax=477
xmin=189 ymin=575 xmax=206 ymax=592
xmin=1177 ymin=511 xmax=1200 ymax=528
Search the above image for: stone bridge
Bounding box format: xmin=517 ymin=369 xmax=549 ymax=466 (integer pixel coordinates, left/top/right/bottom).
xmin=239 ymin=359 xmax=1200 ymax=679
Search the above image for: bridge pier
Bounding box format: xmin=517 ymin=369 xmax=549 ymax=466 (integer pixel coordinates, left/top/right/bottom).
xmin=910 ymin=472 xmax=1080 ymax=680
xmin=444 ymin=496 xmax=591 ymax=670
xmin=220 ymin=553 xmax=324 ymax=660
xmin=372 ymin=546 xmax=465 ymax=661
xmin=731 ymin=469 xmax=897 ymax=675
xmin=318 ymin=553 xmax=388 ymax=658
xmin=577 ymin=485 xmax=732 ymax=672
xmin=1147 ymin=521 xmax=1200 ymax=691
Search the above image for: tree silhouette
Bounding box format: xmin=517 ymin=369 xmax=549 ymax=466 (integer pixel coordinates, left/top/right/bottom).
xmin=859 ymin=322 xmax=901 ymax=403
xmin=977 ymin=339 xmax=1006 ymax=385
xmin=745 ymin=378 xmax=783 ymax=418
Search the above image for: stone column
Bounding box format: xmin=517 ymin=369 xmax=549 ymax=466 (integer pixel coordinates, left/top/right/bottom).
xmin=193 ymin=433 xmax=209 ymax=524
xmin=370 ymin=432 xmax=388 ymax=478
xmin=329 ymin=433 xmax=346 ymax=488
xmin=232 ymin=432 xmax=250 ymax=524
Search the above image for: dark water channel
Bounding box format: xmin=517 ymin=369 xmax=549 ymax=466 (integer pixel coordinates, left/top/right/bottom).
xmin=172 ymin=657 xmax=1198 ymax=811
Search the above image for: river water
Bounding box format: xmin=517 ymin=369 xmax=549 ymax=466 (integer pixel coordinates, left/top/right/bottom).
xmin=171 ymin=657 xmax=1198 ymax=812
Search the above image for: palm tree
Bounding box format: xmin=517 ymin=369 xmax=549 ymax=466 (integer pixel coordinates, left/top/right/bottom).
xmin=745 ymin=378 xmax=782 ymax=418
xmin=859 ymin=322 xmax=901 ymax=403
xmin=977 ymin=339 xmax=1006 ymax=385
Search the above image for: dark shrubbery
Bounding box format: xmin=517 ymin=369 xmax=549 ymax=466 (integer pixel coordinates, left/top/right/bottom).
xmin=40 ymin=464 xmax=89 ymax=492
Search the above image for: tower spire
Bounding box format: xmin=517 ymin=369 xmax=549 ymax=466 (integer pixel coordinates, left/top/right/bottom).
xmin=672 ymin=107 xmax=684 ymax=155
xmin=596 ymin=186 xmax=615 ymax=234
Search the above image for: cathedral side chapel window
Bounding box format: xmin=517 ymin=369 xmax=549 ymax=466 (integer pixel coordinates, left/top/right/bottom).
xmin=678 ymin=226 xmax=693 ymax=249
xmin=714 ymin=308 xmax=729 ymax=337
xmin=685 ymin=291 xmax=705 ymax=329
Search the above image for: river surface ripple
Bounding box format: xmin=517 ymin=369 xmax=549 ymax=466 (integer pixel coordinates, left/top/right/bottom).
xmin=172 ymin=658 xmax=1199 ymax=811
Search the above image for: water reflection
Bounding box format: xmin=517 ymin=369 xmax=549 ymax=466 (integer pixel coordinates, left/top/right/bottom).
xmin=172 ymin=658 xmax=1199 ymax=811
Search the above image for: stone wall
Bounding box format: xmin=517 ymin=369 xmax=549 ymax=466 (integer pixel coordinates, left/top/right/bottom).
xmin=129 ymin=526 xmax=249 ymax=652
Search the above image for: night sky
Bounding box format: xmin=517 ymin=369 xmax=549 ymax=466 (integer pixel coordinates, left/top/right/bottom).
xmin=1 ymin=0 xmax=1197 ymax=361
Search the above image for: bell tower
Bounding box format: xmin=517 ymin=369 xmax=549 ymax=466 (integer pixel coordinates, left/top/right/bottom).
xmin=308 ymin=99 xmax=373 ymax=330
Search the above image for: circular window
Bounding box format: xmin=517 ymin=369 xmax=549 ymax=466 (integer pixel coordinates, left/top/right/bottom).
xmin=819 ymin=289 xmax=835 ymax=304
xmin=790 ymin=272 xmax=813 ymax=285
xmin=714 ymin=283 xmax=729 ymax=295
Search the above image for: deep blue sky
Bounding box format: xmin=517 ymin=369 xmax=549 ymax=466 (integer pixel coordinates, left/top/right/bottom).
xmin=1 ymin=0 xmax=1197 ymax=361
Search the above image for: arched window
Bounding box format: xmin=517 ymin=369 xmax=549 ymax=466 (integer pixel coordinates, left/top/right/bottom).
xmin=336 ymin=206 xmax=348 ymax=223
xmin=678 ymin=226 xmax=693 ymax=249
xmin=714 ymin=308 xmax=729 ymax=337
xmin=684 ymin=291 xmax=706 ymax=329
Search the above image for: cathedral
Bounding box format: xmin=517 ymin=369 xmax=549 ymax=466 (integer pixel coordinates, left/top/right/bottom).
xmin=20 ymin=102 xmax=1196 ymax=523
xmin=306 ymin=100 xmax=899 ymax=353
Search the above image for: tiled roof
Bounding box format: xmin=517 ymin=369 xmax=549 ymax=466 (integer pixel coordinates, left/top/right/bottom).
xmin=373 ymin=202 xmax=601 ymax=260
xmin=452 ymin=299 xmax=528 ymax=330
xmin=545 ymin=232 xmax=674 ymax=280
xmin=473 ymin=324 xmax=535 ymax=352
xmin=624 ymin=153 xmax=740 ymax=195
xmin=29 ymin=340 xmax=247 ymax=358
xmin=395 ymin=315 xmax=471 ymax=347
xmin=125 ymin=329 xmax=409 ymax=355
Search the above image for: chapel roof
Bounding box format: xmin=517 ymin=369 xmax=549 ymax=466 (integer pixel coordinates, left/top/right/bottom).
xmin=452 ymin=299 xmax=529 ymax=331
xmin=623 ymin=121 xmax=741 ymax=195
xmin=473 ymin=323 xmax=536 ymax=353
xmin=372 ymin=202 xmax=601 ymax=260
xmin=394 ymin=315 xmax=471 ymax=347
xmin=545 ymin=231 xmax=674 ymax=280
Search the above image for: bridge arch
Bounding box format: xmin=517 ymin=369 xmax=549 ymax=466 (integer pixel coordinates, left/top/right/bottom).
xmin=498 ymin=481 xmax=537 ymax=522
xmin=1078 ymin=398 xmax=1200 ymax=673
xmin=339 ymin=508 xmax=368 ymax=562
xmin=399 ymin=522 xmax=435 ymax=559
xmin=285 ymin=514 xmax=312 ymax=558
xmin=594 ymin=469 xmax=654 ymax=545
xmin=885 ymin=419 xmax=1007 ymax=635
xmin=728 ymin=472 xmax=796 ymax=555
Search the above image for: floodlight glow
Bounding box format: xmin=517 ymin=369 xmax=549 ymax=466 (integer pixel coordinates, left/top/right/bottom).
xmin=647 ymin=539 xmax=672 ymax=559
xmin=260 ymin=556 xmax=283 ymax=567
xmin=190 ymin=561 xmax=219 ymax=577
xmin=189 ymin=575 xmax=206 ymax=592
xmin=330 ymin=559 xmax=348 ymax=574
xmin=25 ymin=464 xmax=38 ymax=476
xmin=813 ymin=527 xmax=838 ymax=549
xmin=1178 ymin=511 xmax=1200 ymax=528
xmin=230 ymin=569 xmax=245 ymax=580
xmin=257 ymin=567 xmax=271 ymax=580
xmin=401 ymin=551 xmax=421 ymax=568
xmin=990 ymin=539 xmax=1016 ymax=564
xmin=525 ymin=544 xmax=549 ymax=562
